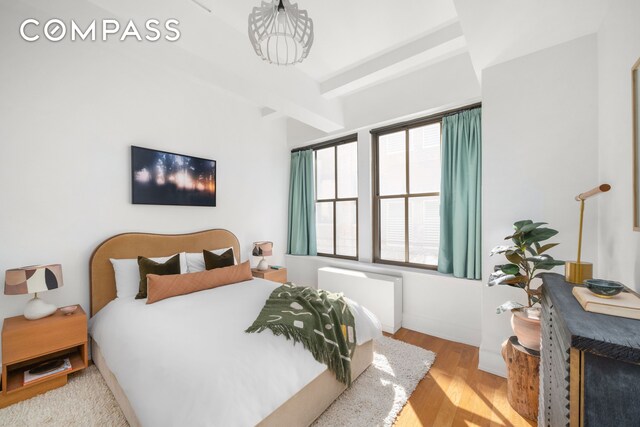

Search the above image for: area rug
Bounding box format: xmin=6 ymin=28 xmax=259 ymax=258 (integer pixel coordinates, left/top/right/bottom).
xmin=0 ymin=365 xmax=127 ymax=427
xmin=0 ymin=336 xmax=435 ymax=427
xmin=314 ymin=335 xmax=436 ymax=427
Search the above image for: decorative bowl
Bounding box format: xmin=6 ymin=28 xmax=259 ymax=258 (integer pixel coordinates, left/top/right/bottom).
xmin=584 ymin=279 xmax=624 ymax=298
xmin=60 ymin=305 xmax=78 ymax=315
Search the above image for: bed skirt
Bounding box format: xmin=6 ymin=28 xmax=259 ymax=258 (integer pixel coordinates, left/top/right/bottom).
xmin=91 ymin=338 xmax=374 ymax=427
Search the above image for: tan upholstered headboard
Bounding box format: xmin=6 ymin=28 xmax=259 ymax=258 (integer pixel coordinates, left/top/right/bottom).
xmin=90 ymin=229 xmax=241 ymax=316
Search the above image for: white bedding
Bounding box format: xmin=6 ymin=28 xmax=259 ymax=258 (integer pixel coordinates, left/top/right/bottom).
xmin=89 ymin=278 xmax=382 ymax=427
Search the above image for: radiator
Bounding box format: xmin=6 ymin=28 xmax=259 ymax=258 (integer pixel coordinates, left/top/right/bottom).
xmin=317 ymin=267 xmax=403 ymax=333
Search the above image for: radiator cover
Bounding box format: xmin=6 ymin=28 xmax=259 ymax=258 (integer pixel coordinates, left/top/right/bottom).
xmin=318 ymin=267 xmax=403 ymax=333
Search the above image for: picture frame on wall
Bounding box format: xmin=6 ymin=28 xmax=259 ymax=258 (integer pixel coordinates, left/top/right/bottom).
xmin=131 ymin=146 xmax=217 ymax=207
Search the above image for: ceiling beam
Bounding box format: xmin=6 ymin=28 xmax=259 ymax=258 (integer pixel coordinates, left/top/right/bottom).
xmin=260 ymin=107 xmax=285 ymax=121
xmin=320 ymin=21 xmax=467 ymax=99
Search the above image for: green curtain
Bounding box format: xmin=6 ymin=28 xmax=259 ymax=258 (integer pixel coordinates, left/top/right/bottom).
xmin=287 ymin=150 xmax=317 ymax=255
xmin=438 ymin=108 xmax=482 ymax=279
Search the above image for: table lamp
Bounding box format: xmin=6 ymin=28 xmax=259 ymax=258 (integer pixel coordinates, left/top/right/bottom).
xmin=252 ymin=241 xmax=273 ymax=271
xmin=4 ymin=264 xmax=63 ymax=320
xmin=565 ymin=184 xmax=611 ymax=284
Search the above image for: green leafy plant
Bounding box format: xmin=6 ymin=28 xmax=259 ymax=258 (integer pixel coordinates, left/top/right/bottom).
xmin=488 ymin=220 xmax=564 ymax=314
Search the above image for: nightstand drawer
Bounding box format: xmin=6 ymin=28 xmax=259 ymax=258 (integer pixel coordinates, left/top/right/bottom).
xmin=2 ymin=309 xmax=87 ymax=364
xmin=251 ymin=268 xmax=287 ymax=284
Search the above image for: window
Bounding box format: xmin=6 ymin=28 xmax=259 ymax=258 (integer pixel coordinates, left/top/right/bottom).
xmin=373 ymin=121 xmax=442 ymax=269
xmin=314 ymin=136 xmax=358 ymax=259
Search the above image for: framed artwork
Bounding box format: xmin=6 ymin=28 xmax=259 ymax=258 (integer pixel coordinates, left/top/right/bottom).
xmin=131 ymin=146 xmax=216 ymax=207
xmin=634 ymin=59 xmax=640 ymax=230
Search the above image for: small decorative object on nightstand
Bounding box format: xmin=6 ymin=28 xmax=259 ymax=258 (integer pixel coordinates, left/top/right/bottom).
xmin=1 ymin=306 xmax=88 ymax=408
xmin=252 ymin=267 xmax=287 ymax=284
xmin=60 ymin=305 xmax=79 ymax=315
xmin=4 ymin=264 xmax=64 ymax=320
xmin=252 ymin=241 xmax=273 ymax=271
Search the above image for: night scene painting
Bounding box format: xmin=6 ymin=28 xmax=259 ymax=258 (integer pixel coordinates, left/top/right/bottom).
xmin=131 ymin=146 xmax=216 ymax=207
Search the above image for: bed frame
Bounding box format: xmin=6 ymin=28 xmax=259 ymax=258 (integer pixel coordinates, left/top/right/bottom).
xmin=89 ymin=229 xmax=373 ymax=426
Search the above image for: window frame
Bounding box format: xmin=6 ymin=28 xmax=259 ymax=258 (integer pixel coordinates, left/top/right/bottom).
xmin=372 ymin=118 xmax=442 ymax=270
xmin=309 ymin=134 xmax=359 ymax=260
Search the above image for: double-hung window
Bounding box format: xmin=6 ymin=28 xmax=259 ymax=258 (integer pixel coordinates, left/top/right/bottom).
xmin=372 ymin=121 xmax=442 ymax=269
xmin=314 ymin=135 xmax=358 ymax=259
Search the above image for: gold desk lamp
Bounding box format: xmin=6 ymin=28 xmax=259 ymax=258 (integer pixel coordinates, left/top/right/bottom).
xmin=565 ymin=184 xmax=611 ymax=284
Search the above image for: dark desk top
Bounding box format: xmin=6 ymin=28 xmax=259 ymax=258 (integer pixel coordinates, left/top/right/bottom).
xmin=541 ymin=273 xmax=640 ymax=364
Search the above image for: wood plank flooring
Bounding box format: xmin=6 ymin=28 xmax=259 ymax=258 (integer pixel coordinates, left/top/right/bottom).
xmin=391 ymin=328 xmax=536 ymax=427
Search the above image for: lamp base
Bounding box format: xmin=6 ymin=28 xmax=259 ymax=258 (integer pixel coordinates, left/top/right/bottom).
xmin=565 ymin=261 xmax=593 ymax=284
xmin=24 ymin=294 xmax=57 ymax=320
xmin=257 ymin=258 xmax=269 ymax=271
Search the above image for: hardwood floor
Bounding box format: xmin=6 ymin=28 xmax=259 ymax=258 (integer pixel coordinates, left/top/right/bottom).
xmin=391 ymin=328 xmax=536 ymax=427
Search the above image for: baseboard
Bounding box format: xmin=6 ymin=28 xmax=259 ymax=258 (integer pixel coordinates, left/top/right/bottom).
xmin=382 ymin=323 xmax=402 ymax=334
xmin=478 ymin=348 xmax=507 ymax=378
xmin=401 ymin=312 xmax=481 ymax=347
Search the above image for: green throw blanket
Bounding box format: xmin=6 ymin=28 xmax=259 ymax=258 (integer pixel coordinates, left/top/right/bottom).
xmin=246 ymin=283 xmax=357 ymax=385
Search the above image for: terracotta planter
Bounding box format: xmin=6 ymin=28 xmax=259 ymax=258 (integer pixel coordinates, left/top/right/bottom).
xmin=511 ymin=307 xmax=541 ymax=351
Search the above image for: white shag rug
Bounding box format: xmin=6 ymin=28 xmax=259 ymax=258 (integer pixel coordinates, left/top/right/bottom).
xmin=0 ymin=366 xmax=127 ymax=427
xmin=0 ymin=336 xmax=435 ymax=427
xmin=314 ymin=336 xmax=436 ymax=427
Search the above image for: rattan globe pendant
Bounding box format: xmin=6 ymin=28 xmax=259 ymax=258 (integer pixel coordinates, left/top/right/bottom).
xmin=248 ymin=0 xmax=314 ymax=66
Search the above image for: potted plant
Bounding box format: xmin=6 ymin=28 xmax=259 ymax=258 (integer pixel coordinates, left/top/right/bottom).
xmin=488 ymin=220 xmax=564 ymax=351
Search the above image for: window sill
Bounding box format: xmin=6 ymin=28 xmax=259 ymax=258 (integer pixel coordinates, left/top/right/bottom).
xmin=285 ymin=254 xmax=471 ymax=280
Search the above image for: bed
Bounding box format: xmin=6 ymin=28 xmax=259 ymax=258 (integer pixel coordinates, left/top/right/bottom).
xmin=88 ymin=229 xmax=381 ymax=427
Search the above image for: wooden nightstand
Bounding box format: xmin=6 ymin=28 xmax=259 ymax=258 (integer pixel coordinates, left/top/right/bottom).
xmin=252 ymin=267 xmax=287 ymax=284
xmin=1 ymin=306 xmax=88 ymax=408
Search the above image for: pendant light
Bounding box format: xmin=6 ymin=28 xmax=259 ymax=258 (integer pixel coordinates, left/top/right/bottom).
xmin=248 ymin=0 xmax=314 ymax=66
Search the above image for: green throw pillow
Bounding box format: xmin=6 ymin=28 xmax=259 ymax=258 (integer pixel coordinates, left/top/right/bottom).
xmin=136 ymin=254 xmax=181 ymax=299
xmin=203 ymin=248 xmax=235 ymax=270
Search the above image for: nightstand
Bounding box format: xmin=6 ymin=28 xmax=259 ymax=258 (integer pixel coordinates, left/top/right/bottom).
xmin=252 ymin=267 xmax=287 ymax=284
xmin=1 ymin=306 xmax=88 ymax=408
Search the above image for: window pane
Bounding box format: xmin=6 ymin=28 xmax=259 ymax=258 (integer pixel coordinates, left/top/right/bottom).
xmin=316 ymin=202 xmax=334 ymax=254
xmin=336 ymin=201 xmax=357 ymax=257
xmin=316 ymin=147 xmax=335 ymax=200
xmin=380 ymin=198 xmax=405 ymax=261
xmin=408 ymin=196 xmax=440 ymax=265
xmin=337 ymin=142 xmax=358 ymax=199
xmin=378 ymin=131 xmax=406 ymax=196
xmin=409 ymin=123 xmax=441 ymax=194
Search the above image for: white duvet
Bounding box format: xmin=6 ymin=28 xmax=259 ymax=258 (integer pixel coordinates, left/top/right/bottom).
xmin=89 ymin=278 xmax=382 ymax=427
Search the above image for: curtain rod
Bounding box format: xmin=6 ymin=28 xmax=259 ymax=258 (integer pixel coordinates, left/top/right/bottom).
xmin=370 ymin=102 xmax=482 ymax=135
xmin=291 ymin=133 xmax=358 ymax=153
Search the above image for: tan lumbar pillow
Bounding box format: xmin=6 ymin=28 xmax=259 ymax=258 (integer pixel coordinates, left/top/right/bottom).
xmin=146 ymin=261 xmax=253 ymax=304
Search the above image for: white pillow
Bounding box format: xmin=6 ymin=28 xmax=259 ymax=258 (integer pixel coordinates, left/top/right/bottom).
xmin=110 ymin=253 xmax=187 ymax=299
xmin=186 ymin=247 xmax=238 ymax=273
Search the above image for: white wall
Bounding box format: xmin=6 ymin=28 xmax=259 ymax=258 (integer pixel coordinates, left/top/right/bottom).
xmin=287 ymin=256 xmax=482 ymax=346
xmin=286 ymin=60 xmax=484 ymax=347
xmin=0 ymin=3 xmax=289 ymax=362
xmin=597 ymin=0 xmax=640 ymax=291
xmin=341 ymin=53 xmax=481 ymax=133
xmin=480 ymin=35 xmax=599 ymax=376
